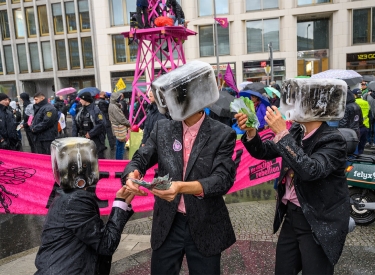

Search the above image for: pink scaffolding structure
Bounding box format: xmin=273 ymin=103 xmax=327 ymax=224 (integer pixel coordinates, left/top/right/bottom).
xmin=122 ymin=1 xmax=195 ymax=127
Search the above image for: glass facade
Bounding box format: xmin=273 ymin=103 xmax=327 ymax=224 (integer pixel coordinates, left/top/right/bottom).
xmin=14 ymin=9 xmax=25 ymax=38
xmin=297 ymin=19 xmax=329 ymax=51
xmin=0 ymin=10 xmax=10 ymax=40
xmin=79 ymin=0 xmax=90 ymax=31
xmin=112 ymin=34 xmax=137 ymax=63
xmin=65 ymin=2 xmax=77 ymax=33
xmin=82 ymin=37 xmax=93 ymax=68
xmin=353 ymin=8 xmax=375 ymax=44
xmin=29 ymin=43 xmax=40 ymax=72
xmin=246 ymin=18 xmax=279 ymax=53
xmin=38 ymin=5 xmax=49 ymax=36
xmin=69 ymin=38 xmax=80 ymax=69
xmin=199 ymin=25 xmax=230 ymax=57
xmin=17 ymin=44 xmax=28 ymax=73
xmin=41 ymin=41 xmax=53 ymax=71
xmin=298 ymin=0 xmax=331 ymax=5
xmin=26 ymin=8 xmax=37 ymax=37
xmin=246 ymin=0 xmax=278 ymax=11
xmin=4 ymin=45 xmax=14 ymax=74
xmin=52 ymin=3 xmax=64 ymax=34
xmin=56 ymin=40 xmax=67 ymax=70
xmin=198 ymin=0 xmax=228 ymax=17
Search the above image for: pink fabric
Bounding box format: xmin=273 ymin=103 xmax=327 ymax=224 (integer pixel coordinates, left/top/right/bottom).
xmin=177 ymin=114 xmax=205 ymax=213
xmin=277 ymin=128 xmax=318 ymax=206
xmin=0 ymin=128 xmax=287 ymax=216
xmin=27 ymin=115 xmax=33 ymax=126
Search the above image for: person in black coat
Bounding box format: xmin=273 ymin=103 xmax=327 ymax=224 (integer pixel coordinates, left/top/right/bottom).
xmin=0 ymin=93 xmax=20 ymax=150
xmin=236 ymin=105 xmax=349 ymax=274
xmin=98 ymin=92 xmax=116 ymax=150
xmin=339 ymin=90 xmax=362 ymax=139
xmin=122 ymin=64 xmax=236 ymax=274
xmin=167 ymin=0 xmax=187 ymax=26
xmin=35 ymin=138 xmax=135 ymax=275
xmin=30 ymin=92 xmax=58 ymax=154
xmin=73 ymin=92 xmax=107 ymax=159
xmin=19 ymin=93 xmax=36 ymax=152
xmin=141 ymin=91 xmax=167 ymax=145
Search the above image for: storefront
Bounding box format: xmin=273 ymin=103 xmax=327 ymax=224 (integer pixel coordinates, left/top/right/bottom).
xmin=243 ymin=59 xmax=285 ymax=85
xmin=297 ymin=49 xmax=329 ymax=77
xmin=211 ymin=62 xmax=236 ymax=87
xmin=346 ymin=51 xmax=375 ymax=76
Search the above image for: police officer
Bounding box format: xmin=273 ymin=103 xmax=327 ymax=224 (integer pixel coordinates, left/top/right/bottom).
xmin=98 ymin=92 xmax=116 ymax=150
xmin=30 ymin=92 xmax=58 ymax=155
xmin=0 ymin=93 xmax=21 ymax=150
xmin=73 ymin=92 xmax=107 ymax=159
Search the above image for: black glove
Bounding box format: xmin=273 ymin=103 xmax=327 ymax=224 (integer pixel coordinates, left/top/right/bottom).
xmin=0 ymin=139 xmax=10 ymax=149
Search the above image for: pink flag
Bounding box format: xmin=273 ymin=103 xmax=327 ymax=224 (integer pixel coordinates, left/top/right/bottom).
xmin=224 ymin=64 xmax=239 ymax=93
xmin=214 ymin=18 xmax=228 ymax=28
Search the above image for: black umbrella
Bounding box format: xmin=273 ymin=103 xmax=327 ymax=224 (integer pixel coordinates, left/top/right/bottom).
xmin=362 ymin=75 xmax=375 ymax=82
xmin=210 ymin=90 xmax=235 ymax=118
xmin=244 ymin=82 xmax=266 ymax=94
xmin=368 ymin=81 xmax=375 ymax=91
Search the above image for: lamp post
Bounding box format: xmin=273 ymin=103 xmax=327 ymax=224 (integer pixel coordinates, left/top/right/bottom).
xmin=306 ymin=24 xmax=311 ymax=50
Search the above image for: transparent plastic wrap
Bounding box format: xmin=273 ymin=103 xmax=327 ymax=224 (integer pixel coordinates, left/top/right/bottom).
xmin=151 ymin=60 xmax=219 ymax=121
xmin=280 ymin=78 xmax=347 ymax=122
xmin=51 ymin=137 xmax=99 ymax=190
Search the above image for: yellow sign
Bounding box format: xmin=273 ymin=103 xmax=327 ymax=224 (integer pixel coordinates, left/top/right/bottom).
xmin=98 ymin=114 xmax=103 ymax=120
xmin=46 ymin=112 xmax=52 ymax=118
xmin=114 ymin=78 xmax=126 ymax=93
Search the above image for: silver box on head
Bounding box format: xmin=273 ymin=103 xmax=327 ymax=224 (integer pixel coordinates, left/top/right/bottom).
xmin=280 ymin=78 xmax=347 ymax=122
xmin=51 ymin=137 xmax=99 ymax=190
xmin=151 ymin=60 xmax=219 ymax=121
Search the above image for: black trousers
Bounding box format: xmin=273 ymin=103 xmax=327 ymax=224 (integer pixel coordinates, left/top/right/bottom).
xmin=35 ymin=140 xmax=53 ymax=155
xmin=151 ymin=213 xmax=221 ymax=275
xmin=136 ymin=6 xmax=149 ymax=28
xmin=25 ymin=128 xmax=36 ymax=153
xmin=275 ymin=202 xmax=334 ymax=275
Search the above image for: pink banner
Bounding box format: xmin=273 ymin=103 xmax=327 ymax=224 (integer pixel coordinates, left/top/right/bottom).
xmin=0 ymin=130 xmax=281 ymax=215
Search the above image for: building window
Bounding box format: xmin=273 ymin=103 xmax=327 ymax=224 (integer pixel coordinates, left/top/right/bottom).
xmin=353 ymin=8 xmax=375 ymax=44
xmin=198 ymin=0 xmax=229 ymax=17
xmin=4 ymin=46 xmax=14 ymax=74
xmin=247 ymin=18 xmax=279 ymax=53
xmin=69 ymin=38 xmax=80 ymax=69
xmin=109 ymin=0 xmax=137 ymax=26
xmin=112 ymin=34 xmax=137 ymax=63
xmin=0 ymin=11 xmax=10 ymax=40
xmin=12 ymin=0 xmax=20 ymax=3
xmin=52 ymin=3 xmax=64 ymax=34
xmin=199 ymin=25 xmax=230 ymax=57
xmin=29 ymin=43 xmax=40 ymax=72
xmin=38 ymin=5 xmax=49 ymax=36
xmin=297 ymin=0 xmax=331 ymax=5
xmin=0 ymin=54 xmax=3 ymax=74
xmin=25 ymin=8 xmax=37 ymax=38
xmin=78 ymin=0 xmax=90 ymax=32
xmin=56 ymin=40 xmax=67 ymax=70
xmin=14 ymin=9 xmax=25 ymax=39
xmin=246 ymin=0 xmax=278 ymax=11
xmin=65 ymin=2 xmax=77 ymax=33
xmin=41 ymin=41 xmax=53 ymax=71
xmin=0 ymin=0 xmax=6 ymax=5
xmin=297 ymin=19 xmax=329 ymax=50
xmin=17 ymin=44 xmax=28 ymax=73
xmin=82 ymin=37 xmax=93 ymax=68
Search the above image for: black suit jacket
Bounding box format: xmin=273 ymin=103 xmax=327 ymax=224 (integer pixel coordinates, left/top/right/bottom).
xmin=123 ymin=116 xmax=237 ymax=256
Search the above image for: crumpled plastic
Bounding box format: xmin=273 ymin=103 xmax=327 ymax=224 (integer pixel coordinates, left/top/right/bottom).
xmin=230 ymin=97 xmax=260 ymax=129
xmin=130 ymin=174 xmax=172 ymax=190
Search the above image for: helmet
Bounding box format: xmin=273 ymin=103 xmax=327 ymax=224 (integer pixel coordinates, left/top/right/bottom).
xmin=51 ymin=138 xmax=99 ymax=190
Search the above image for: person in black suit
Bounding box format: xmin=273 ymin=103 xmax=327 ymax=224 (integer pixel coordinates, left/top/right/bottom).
xmin=122 ymin=63 xmax=236 ymax=275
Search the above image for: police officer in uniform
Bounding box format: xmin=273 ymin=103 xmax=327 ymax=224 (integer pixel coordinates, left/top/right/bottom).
xmin=98 ymin=92 xmax=116 ymax=150
xmin=0 ymin=93 xmax=21 ymax=150
xmin=73 ymin=92 xmax=107 ymax=159
xmin=31 ymin=92 xmax=58 ymax=154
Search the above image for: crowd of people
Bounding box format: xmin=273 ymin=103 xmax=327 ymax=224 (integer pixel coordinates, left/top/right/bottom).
xmin=0 ymin=90 xmax=160 ymax=160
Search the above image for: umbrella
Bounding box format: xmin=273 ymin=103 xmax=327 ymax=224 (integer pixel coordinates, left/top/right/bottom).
xmin=244 ymin=82 xmax=266 ymax=94
xmin=362 ymin=75 xmax=375 ymax=82
xmin=295 ymin=75 xmax=311 ymax=78
xmin=78 ymin=87 xmax=101 ymax=97
xmin=368 ymin=81 xmax=375 ymax=91
xmin=310 ymin=69 xmax=363 ymax=86
xmin=210 ymin=90 xmax=235 ymax=117
xmin=56 ymin=87 xmax=76 ymax=96
xmin=239 ymin=90 xmax=270 ymax=106
xmin=264 ymin=87 xmax=280 ymax=98
xmin=239 ymin=81 xmax=252 ymax=90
